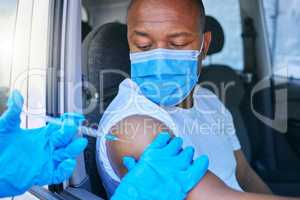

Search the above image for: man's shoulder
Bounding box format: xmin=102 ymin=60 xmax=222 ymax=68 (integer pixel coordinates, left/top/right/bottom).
xmin=193 ymin=86 xmax=233 ymax=121
xmin=194 ymin=86 xmax=226 ymax=111
xmin=98 ymin=79 xmax=177 ymax=135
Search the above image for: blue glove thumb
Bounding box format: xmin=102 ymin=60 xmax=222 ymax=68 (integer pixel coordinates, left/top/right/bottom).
xmin=176 ymin=155 xmax=209 ymax=193
xmin=123 ymin=156 xmax=137 ymax=171
xmin=0 ymin=90 xmax=23 ymax=132
xmin=7 ymin=90 xmax=23 ymax=110
xmin=50 ymin=119 xmax=78 ymax=148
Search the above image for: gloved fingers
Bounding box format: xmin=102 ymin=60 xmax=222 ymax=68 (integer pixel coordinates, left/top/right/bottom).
xmin=172 ymin=147 xmax=195 ymax=170
xmin=53 ymin=138 xmax=88 ymax=162
xmin=147 ymin=132 xmax=171 ymax=149
xmin=60 ymin=113 xmax=85 ymax=126
xmin=50 ymin=118 xmax=79 ymax=148
xmin=45 ymin=122 xmax=61 ymax=134
xmin=52 ymin=158 xmax=76 ymax=184
xmin=6 ymin=90 xmax=23 ymax=113
xmin=160 ymin=137 xmax=183 ymax=156
xmin=177 ymin=155 xmax=209 ymax=193
xmin=123 ymin=156 xmax=137 ymax=171
xmin=0 ymin=90 xmax=23 ymax=131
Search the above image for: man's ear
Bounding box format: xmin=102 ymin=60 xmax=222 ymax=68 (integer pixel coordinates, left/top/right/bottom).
xmin=201 ymin=31 xmax=212 ymax=60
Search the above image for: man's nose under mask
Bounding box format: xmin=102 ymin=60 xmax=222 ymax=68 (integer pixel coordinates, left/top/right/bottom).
xmin=130 ymin=48 xmax=201 ymax=107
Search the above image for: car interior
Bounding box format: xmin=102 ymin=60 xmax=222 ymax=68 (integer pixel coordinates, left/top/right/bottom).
xmin=79 ymin=0 xmax=300 ymax=199
xmin=1 ymin=0 xmax=299 ymax=199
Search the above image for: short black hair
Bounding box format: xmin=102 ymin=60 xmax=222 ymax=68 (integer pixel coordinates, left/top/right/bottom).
xmin=195 ymin=0 xmax=206 ymax=32
xmin=128 ymin=0 xmax=206 ymax=33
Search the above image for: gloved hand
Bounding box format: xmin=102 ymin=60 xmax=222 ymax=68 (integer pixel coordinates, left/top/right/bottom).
xmin=0 ymin=91 xmax=88 ymax=197
xmin=111 ymin=133 xmax=209 ymax=200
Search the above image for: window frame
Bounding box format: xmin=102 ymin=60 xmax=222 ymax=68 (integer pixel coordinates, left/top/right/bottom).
xmin=29 ymin=0 xmax=103 ymax=199
xmin=42 ymin=0 xmax=103 ymax=199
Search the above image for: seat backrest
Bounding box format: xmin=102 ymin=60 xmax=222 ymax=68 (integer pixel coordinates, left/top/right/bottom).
xmin=201 ymin=16 xmax=252 ymax=161
xmin=82 ymin=22 xmax=130 ymax=199
xmin=82 ymin=22 xmax=130 ymax=124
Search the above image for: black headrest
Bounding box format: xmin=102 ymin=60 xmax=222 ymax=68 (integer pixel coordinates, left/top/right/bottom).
xmin=82 ymin=22 xmax=130 ymax=117
xmin=205 ymin=16 xmax=225 ymax=56
xmin=83 ymin=22 xmax=130 ymax=71
xmin=83 ymin=22 xmax=130 ymax=87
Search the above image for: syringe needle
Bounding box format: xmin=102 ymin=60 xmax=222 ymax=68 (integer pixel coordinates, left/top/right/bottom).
xmin=78 ymin=126 xmax=102 ymax=138
xmin=105 ymin=133 xmax=131 ymax=143
xmin=28 ymin=114 xmax=130 ymax=142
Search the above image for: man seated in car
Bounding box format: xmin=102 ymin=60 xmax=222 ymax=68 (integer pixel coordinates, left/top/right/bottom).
xmin=96 ymin=0 xmax=294 ymax=199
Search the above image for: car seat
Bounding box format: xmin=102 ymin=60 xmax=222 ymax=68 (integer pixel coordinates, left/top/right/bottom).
xmin=200 ymin=16 xmax=252 ymax=161
xmin=82 ymin=22 xmax=130 ymax=199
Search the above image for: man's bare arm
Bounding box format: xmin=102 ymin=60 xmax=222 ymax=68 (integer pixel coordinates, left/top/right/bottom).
xmin=107 ymin=115 xmax=170 ymax=177
xmin=235 ymin=150 xmax=273 ymax=194
xmin=106 ymin=115 xmax=298 ymax=200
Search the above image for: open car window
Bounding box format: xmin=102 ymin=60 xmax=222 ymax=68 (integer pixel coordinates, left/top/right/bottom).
xmin=0 ymin=0 xmax=18 ymax=112
xmin=202 ymin=0 xmax=244 ymax=71
xmin=263 ymin=0 xmax=300 ymax=79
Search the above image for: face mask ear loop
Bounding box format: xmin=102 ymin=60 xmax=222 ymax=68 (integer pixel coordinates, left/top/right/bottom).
xmin=199 ymin=34 xmax=205 ymax=56
xmin=197 ymin=35 xmax=205 ymax=79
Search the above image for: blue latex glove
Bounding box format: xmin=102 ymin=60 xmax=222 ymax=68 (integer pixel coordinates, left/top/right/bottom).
xmin=111 ymin=133 xmax=209 ymax=200
xmin=0 ymin=91 xmax=88 ymax=197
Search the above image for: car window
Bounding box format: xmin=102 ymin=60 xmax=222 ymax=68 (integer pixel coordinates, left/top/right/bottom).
xmin=263 ymin=0 xmax=300 ymax=78
xmin=0 ymin=0 xmax=18 ymax=89
xmin=0 ymin=0 xmax=18 ymax=115
xmin=202 ymin=0 xmax=244 ymax=71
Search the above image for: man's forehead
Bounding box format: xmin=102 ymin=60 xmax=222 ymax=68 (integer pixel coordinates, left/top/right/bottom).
xmin=128 ymin=0 xmax=199 ymax=21
xmin=128 ymin=0 xmax=198 ymax=10
xmin=128 ymin=0 xmax=200 ymax=29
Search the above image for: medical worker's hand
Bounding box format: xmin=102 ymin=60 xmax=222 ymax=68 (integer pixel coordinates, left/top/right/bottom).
xmin=0 ymin=91 xmax=88 ymax=197
xmin=111 ymin=133 xmax=209 ymax=200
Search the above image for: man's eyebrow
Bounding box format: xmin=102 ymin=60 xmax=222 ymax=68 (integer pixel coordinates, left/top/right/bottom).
xmin=132 ymin=30 xmax=149 ymax=37
xmin=167 ymin=32 xmax=194 ymax=38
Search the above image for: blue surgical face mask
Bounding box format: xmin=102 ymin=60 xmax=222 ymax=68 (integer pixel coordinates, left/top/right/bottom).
xmin=130 ymin=40 xmax=204 ymax=107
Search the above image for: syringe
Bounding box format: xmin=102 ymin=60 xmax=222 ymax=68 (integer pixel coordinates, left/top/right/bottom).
xmin=27 ymin=114 xmax=130 ymax=143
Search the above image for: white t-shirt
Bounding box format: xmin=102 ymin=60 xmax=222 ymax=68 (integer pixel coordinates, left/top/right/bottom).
xmin=97 ymin=78 xmax=243 ymax=191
